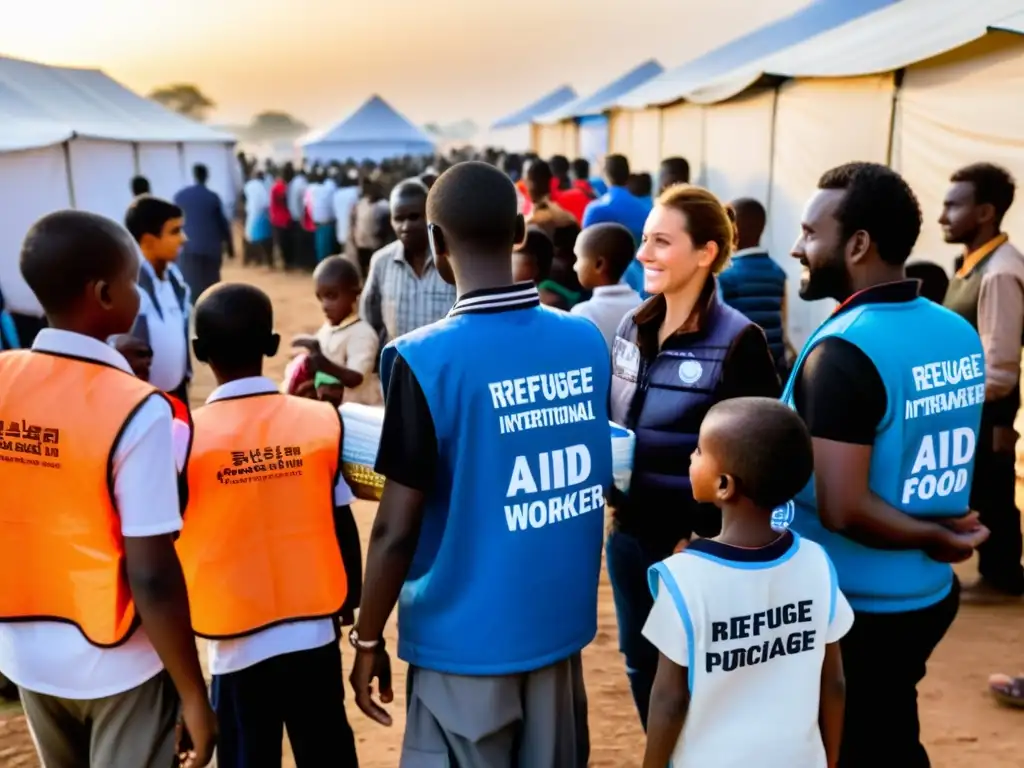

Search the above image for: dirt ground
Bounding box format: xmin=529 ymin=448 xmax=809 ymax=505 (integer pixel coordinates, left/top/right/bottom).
xmin=1 ymin=260 xmax=1022 ymax=767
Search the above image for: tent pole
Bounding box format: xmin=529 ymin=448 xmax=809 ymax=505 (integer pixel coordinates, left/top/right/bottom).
xmin=131 ymin=143 xmax=141 ymax=175
xmin=885 ymin=69 xmax=905 ymax=168
xmin=62 ymin=140 xmax=77 ymax=209
xmin=177 ymin=142 xmax=187 ymax=180
xmin=764 ymin=84 xmax=782 ymax=222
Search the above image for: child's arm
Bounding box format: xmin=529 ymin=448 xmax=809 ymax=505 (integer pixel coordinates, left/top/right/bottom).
xmin=334 ymin=502 xmax=363 ymax=626
xmin=819 ymin=642 xmax=846 ymax=768
xmin=117 ymin=400 xmax=215 ymax=764
xmin=314 ymin=355 xmax=365 ymax=389
xmin=124 ymin=536 xmax=210 ymax=707
xmin=643 ymin=653 xmax=690 ymax=768
xmin=293 ymin=338 xmax=365 ymax=388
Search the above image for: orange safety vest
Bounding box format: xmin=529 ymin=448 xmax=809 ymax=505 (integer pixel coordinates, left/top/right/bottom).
xmin=177 ymin=392 xmax=347 ymax=638
xmin=0 ymin=350 xmax=165 ymax=647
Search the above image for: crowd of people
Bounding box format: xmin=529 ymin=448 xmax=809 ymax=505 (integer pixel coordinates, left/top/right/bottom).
xmin=0 ymin=138 xmax=1020 ymax=768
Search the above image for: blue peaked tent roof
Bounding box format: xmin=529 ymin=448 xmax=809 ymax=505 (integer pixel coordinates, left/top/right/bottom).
xmin=618 ymin=0 xmax=902 ymax=108
xmin=302 ymin=95 xmax=434 ymax=146
xmin=491 ymin=85 xmax=577 ymax=129
xmin=535 ymin=60 xmax=664 ymax=123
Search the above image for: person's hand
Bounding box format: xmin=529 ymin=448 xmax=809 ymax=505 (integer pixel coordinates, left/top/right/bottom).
xmin=293 ymin=379 xmax=318 ymax=399
xmin=938 ymin=511 xmax=983 ymax=533
xmin=349 ymin=645 xmax=394 ymax=726
xmin=176 ymin=695 xmax=217 ymax=767
xmin=925 ymin=524 xmax=990 ymax=563
xmin=291 ymin=335 xmax=318 ymax=352
xmin=292 ymin=338 xmax=329 ymax=371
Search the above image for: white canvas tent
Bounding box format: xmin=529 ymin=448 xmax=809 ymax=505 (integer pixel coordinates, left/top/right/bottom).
xmin=487 ymin=85 xmax=576 ymax=153
xmin=301 ymin=95 xmax=435 ymax=164
xmin=0 ymin=54 xmax=236 ymax=318
xmin=608 ymin=0 xmax=1024 ymax=348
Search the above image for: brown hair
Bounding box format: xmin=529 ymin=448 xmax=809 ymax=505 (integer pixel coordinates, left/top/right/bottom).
xmin=656 ymin=183 xmax=734 ymax=274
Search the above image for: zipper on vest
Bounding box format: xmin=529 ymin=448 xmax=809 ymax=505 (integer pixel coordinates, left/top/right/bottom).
xmin=625 ymin=356 xmax=652 ymax=430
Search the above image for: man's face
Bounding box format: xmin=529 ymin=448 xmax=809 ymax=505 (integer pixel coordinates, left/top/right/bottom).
xmin=155 ymin=217 xmax=186 ymax=261
xmin=939 ymin=181 xmax=982 ymax=245
xmin=391 ymin=195 xmax=427 ymax=253
xmin=791 ymin=189 xmax=851 ymax=302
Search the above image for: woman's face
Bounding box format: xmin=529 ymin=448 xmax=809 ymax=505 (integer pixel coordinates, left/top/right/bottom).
xmin=637 ymin=205 xmax=716 ymax=296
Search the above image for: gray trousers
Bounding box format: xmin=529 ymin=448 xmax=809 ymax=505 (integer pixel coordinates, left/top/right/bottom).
xmin=402 ymin=653 xmax=589 ymax=768
xmin=178 ymin=252 xmax=222 ymax=303
xmin=19 ymin=671 xmax=179 ymax=768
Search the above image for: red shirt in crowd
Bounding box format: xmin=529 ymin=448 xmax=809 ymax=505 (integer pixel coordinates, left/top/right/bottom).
xmin=553 ymin=186 xmax=592 ymax=224
xmin=269 ymin=179 xmax=292 ymax=228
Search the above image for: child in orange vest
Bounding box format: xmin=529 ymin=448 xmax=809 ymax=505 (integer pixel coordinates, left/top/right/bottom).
xmin=0 ymin=210 xmax=215 ymax=768
xmin=176 ymin=282 xmax=361 ymax=767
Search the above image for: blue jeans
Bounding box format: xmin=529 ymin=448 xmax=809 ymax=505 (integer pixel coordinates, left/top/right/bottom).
xmin=605 ymin=528 xmax=673 ymax=730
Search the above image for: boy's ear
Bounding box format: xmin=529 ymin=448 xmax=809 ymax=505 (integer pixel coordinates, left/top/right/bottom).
xmin=514 ymin=214 xmax=526 ymax=247
xmin=427 ymin=223 xmax=446 ymax=259
xmin=716 ymin=473 xmax=738 ymax=502
xmin=266 ymin=333 xmax=281 ymax=357
xmin=192 ymin=337 xmax=208 ymax=363
xmin=94 ymin=280 xmax=113 ymax=309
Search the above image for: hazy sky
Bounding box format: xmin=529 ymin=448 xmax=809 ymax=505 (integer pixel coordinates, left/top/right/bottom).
xmin=1 ymin=0 xmax=809 ymax=130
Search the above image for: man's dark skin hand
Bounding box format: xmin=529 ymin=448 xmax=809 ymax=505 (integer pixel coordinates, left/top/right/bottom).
xmin=813 ymin=439 xmax=989 ymax=562
xmin=349 ymin=479 xmax=425 ymax=726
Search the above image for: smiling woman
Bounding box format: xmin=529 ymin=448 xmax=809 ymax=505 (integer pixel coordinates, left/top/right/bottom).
xmin=604 ymin=183 xmax=781 ymax=729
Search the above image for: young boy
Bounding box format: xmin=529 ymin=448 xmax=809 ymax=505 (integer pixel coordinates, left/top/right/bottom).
xmin=112 ymin=333 xmax=191 ymax=474
xmin=642 ymin=397 xmax=851 ymax=768
xmin=124 ymin=196 xmax=192 ymax=403
xmin=0 ymin=210 xmax=214 ymax=768
xmin=293 ymin=255 xmax=381 ymax=405
xmin=174 ymin=283 xmax=361 ymax=767
xmin=513 ymin=227 xmax=578 ymax=310
xmin=572 ymin=222 xmax=643 ymax=349
xmin=349 ymin=162 xmax=612 ymax=765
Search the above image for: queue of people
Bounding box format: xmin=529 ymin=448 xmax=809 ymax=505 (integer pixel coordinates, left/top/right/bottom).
xmin=0 ymin=146 xmax=1019 ymax=768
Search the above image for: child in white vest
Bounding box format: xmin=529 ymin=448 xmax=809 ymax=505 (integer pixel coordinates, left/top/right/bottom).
xmin=642 ymin=397 xmax=852 ymax=768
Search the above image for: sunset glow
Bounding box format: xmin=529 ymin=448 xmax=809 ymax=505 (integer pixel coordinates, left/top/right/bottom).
xmin=0 ymin=0 xmax=809 ymax=130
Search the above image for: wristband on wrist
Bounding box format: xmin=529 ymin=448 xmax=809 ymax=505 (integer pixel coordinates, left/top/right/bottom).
xmin=348 ymin=626 xmax=383 ymax=651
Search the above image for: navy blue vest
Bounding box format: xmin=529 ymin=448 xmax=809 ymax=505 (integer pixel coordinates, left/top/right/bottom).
xmin=381 ymin=303 xmax=613 ymax=675
xmin=718 ymin=250 xmax=786 ymax=366
xmin=610 ymin=289 xmax=752 ymax=524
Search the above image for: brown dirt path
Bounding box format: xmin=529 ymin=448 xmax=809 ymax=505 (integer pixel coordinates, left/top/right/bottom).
xmin=1 ymin=262 xmax=1020 ymax=767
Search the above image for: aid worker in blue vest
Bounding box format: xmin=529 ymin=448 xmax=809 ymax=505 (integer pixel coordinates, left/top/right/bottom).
xmin=785 ymin=162 xmax=989 ymax=768
xmin=348 ymin=161 xmax=613 ymax=767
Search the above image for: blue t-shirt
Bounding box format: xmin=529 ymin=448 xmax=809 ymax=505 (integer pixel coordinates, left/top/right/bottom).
xmin=583 ymin=187 xmax=652 ymax=299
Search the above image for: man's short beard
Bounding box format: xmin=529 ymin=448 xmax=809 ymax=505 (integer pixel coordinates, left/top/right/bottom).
xmin=800 ymin=248 xmax=851 ymax=303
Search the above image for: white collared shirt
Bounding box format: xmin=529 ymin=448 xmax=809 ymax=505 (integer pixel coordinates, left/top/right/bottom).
xmin=243 ymin=179 xmax=270 ymax=221
xmin=571 ymin=284 xmax=643 ymax=350
xmin=287 ymin=175 xmax=309 ymax=222
xmin=200 ymin=376 xmax=353 ymax=676
xmin=333 ymin=186 xmax=360 ymax=245
xmin=137 ymin=259 xmax=190 ymax=393
xmin=0 ymin=329 xmax=181 ymax=699
xmin=311 ymin=179 xmax=337 ymax=224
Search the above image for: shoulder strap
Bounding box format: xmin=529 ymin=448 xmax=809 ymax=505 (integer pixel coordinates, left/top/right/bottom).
xmin=131 ymin=313 xmax=151 ymax=347
xmin=136 ymin=267 xmax=161 ymax=320
xmin=166 ymin=270 xmax=188 ymax=312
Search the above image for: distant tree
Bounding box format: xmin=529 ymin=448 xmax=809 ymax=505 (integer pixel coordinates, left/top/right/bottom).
xmin=148 ymin=84 xmax=215 ymax=121
xmin=248 ymin=111 xmax=308 ymax=139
